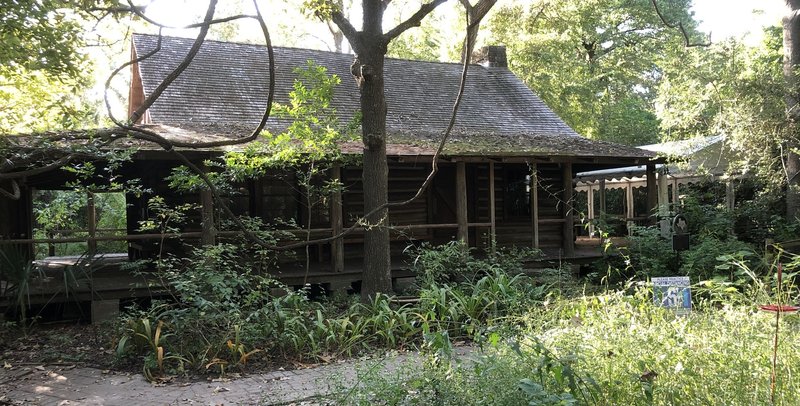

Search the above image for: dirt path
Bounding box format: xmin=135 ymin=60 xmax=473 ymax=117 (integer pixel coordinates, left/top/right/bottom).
xmin=0 ymin=347 xmax=476 ymax=406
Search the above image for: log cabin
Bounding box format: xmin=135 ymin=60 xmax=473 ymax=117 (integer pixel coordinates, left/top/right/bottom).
xmin=0 ymin=34 xmax=660 ymax=316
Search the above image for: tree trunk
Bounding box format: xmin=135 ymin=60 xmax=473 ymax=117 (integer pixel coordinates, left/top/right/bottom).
xmin=358 ymin=2 xmax=392 ymax=299
xmin=784 ymin=1 xmax=800 ymax=220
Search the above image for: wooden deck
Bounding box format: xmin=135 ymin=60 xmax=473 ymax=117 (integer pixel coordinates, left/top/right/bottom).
xmin=2 ymin=242 xmax=614 ymax=310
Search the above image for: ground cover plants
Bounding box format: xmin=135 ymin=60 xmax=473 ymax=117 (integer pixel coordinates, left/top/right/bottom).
xmin=330 ymin=283 xmax=800 ymax=405
xmin=113 ymin=241 xmax=550 ymax=380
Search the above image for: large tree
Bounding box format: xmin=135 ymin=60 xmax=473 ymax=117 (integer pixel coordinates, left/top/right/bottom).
xmin=306 ymin=0 xmax=495 ymax=298
xmin=784 ymin=0 xmax=800 ymax=220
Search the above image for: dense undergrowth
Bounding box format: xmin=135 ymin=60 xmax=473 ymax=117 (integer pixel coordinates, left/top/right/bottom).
xmin=6 ymin=189 xmax=800 ymax=404
xmin=332 ymin=290 xmax=800 ymax=405
xmin=114 ymin=241 xmax=550 ymax=380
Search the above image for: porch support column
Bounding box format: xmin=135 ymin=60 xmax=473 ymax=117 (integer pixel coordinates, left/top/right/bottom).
xmin=87 ymin=192 xmax=97 ymax=254
xmin=657 ymin=171 xmax=670 ymax=237
xmin=331 ymin=165 xmax=344 ymax=273
xmin=20 ymin=184 xmax=34 ymax=259
xmin=725 ymin=179 xmax=735 ymax=211
xmin=489 ymin=161 xmax=496 ymax=251
xmin=561 ymin=163 xmax=574 ymax=257
xmin=646 ymin=163 xmax=657 ymax=223
xmin=672 ymin=178 xmax=680 ymax=207
xmin=626 ymin=181 xmax=634 ymax=234
xmin=587 ymin=186 xmax=595 ymax=236
xmin=598 ymin=178 xmax=607 ymax=215
xmin=530 ymin=163 xmax=539 ymax=248
xmin=456 ymin=161 xmax=468 ymax=244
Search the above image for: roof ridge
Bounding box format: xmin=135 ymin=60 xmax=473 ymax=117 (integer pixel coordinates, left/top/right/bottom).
xmin=131 ymin=32 xmax=489 ymax=69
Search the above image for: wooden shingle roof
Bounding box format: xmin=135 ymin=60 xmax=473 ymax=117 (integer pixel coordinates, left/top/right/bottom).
xmin=131 ymin=33 xmax=654 ymax=161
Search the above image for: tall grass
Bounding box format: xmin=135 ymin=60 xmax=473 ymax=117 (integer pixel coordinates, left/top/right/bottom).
xmin=332 ymin=291 xmax=800 ymax=405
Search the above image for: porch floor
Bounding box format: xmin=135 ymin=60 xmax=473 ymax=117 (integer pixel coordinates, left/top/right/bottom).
xmin=4 ymin=244 xmax=616 ymax=308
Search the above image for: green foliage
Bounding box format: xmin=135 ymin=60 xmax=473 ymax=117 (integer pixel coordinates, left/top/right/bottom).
xmin=0 ymin=66 xmax=101 ymax=133
xmin=116 ymin=240 xmax=550 ymax=379
xmin=409 ymin=240 xmax=542 ymax=286
xmin=32 ymin=190 xmax=127 ymax=258
xmin=656 ymin=28 xmax=787 ymax=193
xmin=224 ymin=61 xmax=357 ymax=177
xmin=387 ymin=10 xmax=445 ymax=62
xmin=0 ymin=245 xmax=37 ymax=321
xmin=0 ymin=1 xmax=115 ymax=133
xmin=488 ymin=0 xmax=701 ymax=145
xmin=625 ymin=225 xmax=675 ymax=278
xmin=335 ymin=289 xmax=800 ymax=405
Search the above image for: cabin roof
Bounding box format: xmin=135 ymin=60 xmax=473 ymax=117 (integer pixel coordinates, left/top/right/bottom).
xmin=129 ymin=34 xmax=655 ymax=161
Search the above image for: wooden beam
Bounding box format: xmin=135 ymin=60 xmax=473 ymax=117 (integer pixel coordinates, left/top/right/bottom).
xmin=489 ymin=161 xmax=496 ymax=252
xmin=672 ymin=178 xmax=679 ymax=206
xmin=331 ymin=165 xmax=344 ymax=273
xmin=456 ymin=161 xmax=468 ymax=244
xmin=562 ymin=163 xmax=574 ymax=257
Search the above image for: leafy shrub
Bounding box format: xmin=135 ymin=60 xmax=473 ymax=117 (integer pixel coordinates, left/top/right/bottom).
xmin=409 ymin=240 xmax=542 ymax=287
xmin=626 ymin=225 xmax=675 ymax=278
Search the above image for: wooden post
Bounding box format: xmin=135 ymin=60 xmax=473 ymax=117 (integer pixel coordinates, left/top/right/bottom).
xmin=598 ymin=178 xmax=607 ymax=215
xmin=21 ymin=185 xmax=34 ymax=260
xmin=725 ymin=179 xmax=735 ymax=211
xmin=562 ymin=163 xmax=574 ymax=257
xmin=657 ymin=171 xmax=670 ymax=237
xmin=456 ymin=161 xmax=468 ymax=244
xmin=489 ymin=161 xmax=496 ymax=251
xmin=87 ymin=192 xmax=97 ymax=254
xmin=646 ymin=164 xmax=657 ymax=223
xmin=200 ymin=188 xmax=216 ymax=246
xmin=587 ymin=186 xmax=595 ymax=236
xmin=672 ymin=178 xmax=680 ymax=207
xmin=530 ymin=164 xmax=539 ymax=248
xmin=626 ymin=182 xmax=634 ymax=221
xmin=331 ymin=165 xmax=344 ymax=273
xmin=250 ymin=178 xmax=264 ymax=219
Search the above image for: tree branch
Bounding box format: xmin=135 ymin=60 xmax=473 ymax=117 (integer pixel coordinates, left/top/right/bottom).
xmin=650 ymin=0 xmax=710 ymax=48
xmin=384 ymin=0 xmax=448 ymax=43
xmin=128 ymin=0 xmax=218 ymax=124
xmin=330 ymin=10 xmax=360 ymax=51
xmin=122 ymin=0 xmax=256 ymax=30
xmin=103 ymin=1 xmax=276 ymax=149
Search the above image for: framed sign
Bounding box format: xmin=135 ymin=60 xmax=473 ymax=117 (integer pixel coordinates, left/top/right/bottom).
xmin=652 ymin=276 xmax=692 ymax=315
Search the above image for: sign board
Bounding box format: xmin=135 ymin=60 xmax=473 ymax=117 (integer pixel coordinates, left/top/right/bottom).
xmin=652 ymin=276 xmax=691 ymax=315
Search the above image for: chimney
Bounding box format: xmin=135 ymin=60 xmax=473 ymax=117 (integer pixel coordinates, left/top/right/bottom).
xmin=470 ymin=46 xmax=507 ymax=68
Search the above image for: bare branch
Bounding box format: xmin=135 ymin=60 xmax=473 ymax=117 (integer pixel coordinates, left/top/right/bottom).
xmin=384 ymin=0 xmax=449 ymax=43
xmin=122 ymin=0 xmax=256 ymax=30
xmin=330 ymin=10 xmax=360 ymax=50
xmin=103 ymin=1 xmax=276 ymax=149
xmin=128 ymin=0 xmax=219 ymax=124
xmin=650 ymin=0 xmax=710 ymax=48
